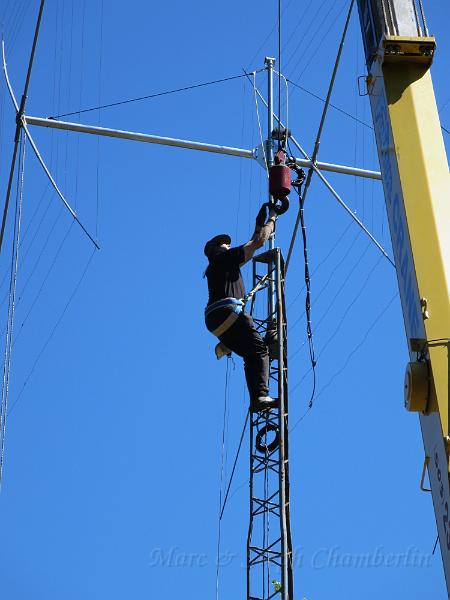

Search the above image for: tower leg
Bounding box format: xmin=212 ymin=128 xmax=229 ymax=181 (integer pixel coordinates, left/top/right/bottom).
xmin=247 ymin=248 xmax=293 ymax=600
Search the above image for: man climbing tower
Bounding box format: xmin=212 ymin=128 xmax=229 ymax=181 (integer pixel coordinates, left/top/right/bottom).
xmin=204 ymin=200 xmax=287 ymax=412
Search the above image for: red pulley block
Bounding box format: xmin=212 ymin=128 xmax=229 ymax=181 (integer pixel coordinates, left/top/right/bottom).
xmin=269 ymin=150 xmax=291 ymax=200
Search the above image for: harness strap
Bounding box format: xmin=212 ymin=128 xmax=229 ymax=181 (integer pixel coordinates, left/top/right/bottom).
xmin=212 ymin=311 xmax=240 ymax=337
xmin=243 ymin=274 xmax=269 ymax=303
xmin=205 ymin=297 xmax=243 ymax=317
xmin=207 ymin=276 xmax=268 ymax=341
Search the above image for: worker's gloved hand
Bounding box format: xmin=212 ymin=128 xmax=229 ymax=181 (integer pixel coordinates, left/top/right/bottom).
xmin=271 ymin=196 xmax=289 ymax=216
xmin=255 ymin=203 xmax=269 ymax=228
xmin=291 ymin=166 xmax=306 ymax=188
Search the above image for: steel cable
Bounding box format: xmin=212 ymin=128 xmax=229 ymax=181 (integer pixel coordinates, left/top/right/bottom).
xmin=0 ymin=0 xmax=46 ymax=257
xmin=286 ymin=78 xmax=373 ymax=130
xmin=287 ymin=220 xmax=353 ymax=312
xmin=278 ymin=0 xmax=282 ymax=150
xmin=0 ymin=132 xmax=25 ymax=487
xmin=50 ymin=71 xmax=264 ymax=120
xmin=289 ymin=239 xmax=372 ymax=363
xmin=281 ymin=0 xmax=314 ymax=57
xmin=0 ymin=205 xmax=66 ymax=317
xmin=12 ymin=221 xmax=74 ymax=346
xmin=7 ymin=246 xmax=96 ymax=417
xmin=216 ymin=357 xmax=231 ymax=600
xmin=95 ymin=0 xmax=104 ymax=239
xmin=290 ymin=291 xmax=398 ymax=432
xmin=283 ymin=0 xmax=330 ymax=71
xmin=219 ymin=410 xmax=249 ymax=520
xmin=285 ymin=0 xmax=355 ymax=271
xmin=252 ymin=71 xmax=269 ymax=177
xmin=289 ymin=230 xmax=363 ymax=336
xmin=289 ymin=251 xmax=384 ymax=396
xmin=246 ymin=0 xmax=296 ymax=68
xmin=295 ymin=2 xmax=348 ymax=80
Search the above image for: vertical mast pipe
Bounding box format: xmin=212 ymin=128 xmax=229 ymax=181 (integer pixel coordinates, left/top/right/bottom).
xmin=265 ymin=57 xmax=276 ymax=318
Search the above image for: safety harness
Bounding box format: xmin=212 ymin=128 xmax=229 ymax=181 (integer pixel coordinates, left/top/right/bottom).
xmin=205 ymin=298 xmax=244 ymax=337
xmin=205 ymin=274 xmax=270 ymax=359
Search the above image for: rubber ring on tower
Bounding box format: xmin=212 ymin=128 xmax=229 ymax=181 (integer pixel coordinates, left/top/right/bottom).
xmin=255 ymin=423 xmax=280 ymax=454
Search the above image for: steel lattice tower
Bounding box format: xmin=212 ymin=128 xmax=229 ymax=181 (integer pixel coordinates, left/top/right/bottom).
xmin=247 ymin=248 xmax=293 ymax=600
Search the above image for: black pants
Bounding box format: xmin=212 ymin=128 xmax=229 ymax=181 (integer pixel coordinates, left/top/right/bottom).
xmin=206 ymin=309 xmax=269 ymax=401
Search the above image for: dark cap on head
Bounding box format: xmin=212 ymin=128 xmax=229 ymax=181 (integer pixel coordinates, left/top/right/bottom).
xmin=204 ymin=234 xmax=231 ymax=258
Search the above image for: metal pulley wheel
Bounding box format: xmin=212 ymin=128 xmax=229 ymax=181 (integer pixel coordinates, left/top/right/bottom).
xmin=404 ymin=361 xmax=429 ymax=412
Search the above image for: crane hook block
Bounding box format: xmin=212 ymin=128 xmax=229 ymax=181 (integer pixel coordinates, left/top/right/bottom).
xmin=269 ymin=150 xmax=291 ymax=200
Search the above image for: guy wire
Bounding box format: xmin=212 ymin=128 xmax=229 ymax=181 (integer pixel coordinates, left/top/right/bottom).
xmin=216 ymin=356 xmax=231 ymax=600
xmin=0 ymin=132 xmax=25 ymax=488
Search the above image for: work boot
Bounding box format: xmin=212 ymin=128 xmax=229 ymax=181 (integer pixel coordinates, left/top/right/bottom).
xmin=251 ymin=396 xmax=278 ymax=412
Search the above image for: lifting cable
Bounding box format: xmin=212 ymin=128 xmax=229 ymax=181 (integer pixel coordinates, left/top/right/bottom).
xmin=277 ymin=0 xmax=282 ymax=151
xmin=285 ymin=0 xmax=355 ymax=271
xmin=276 ymin=0 xmax=289 ymax=151
xmin=282 ymin=0 xmax=354 ymax=416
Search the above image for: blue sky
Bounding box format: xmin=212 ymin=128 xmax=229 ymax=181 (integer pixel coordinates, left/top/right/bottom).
xmin=0 ymin=1 xmax=449 ymax=599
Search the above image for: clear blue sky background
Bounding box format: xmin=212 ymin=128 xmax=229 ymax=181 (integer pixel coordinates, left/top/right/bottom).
xmin=0 ymin=1 xmax=449 ymax=599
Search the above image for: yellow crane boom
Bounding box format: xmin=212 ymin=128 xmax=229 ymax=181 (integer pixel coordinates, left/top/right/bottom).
xmin=357 ymin=0 xmax=450 ymax=590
